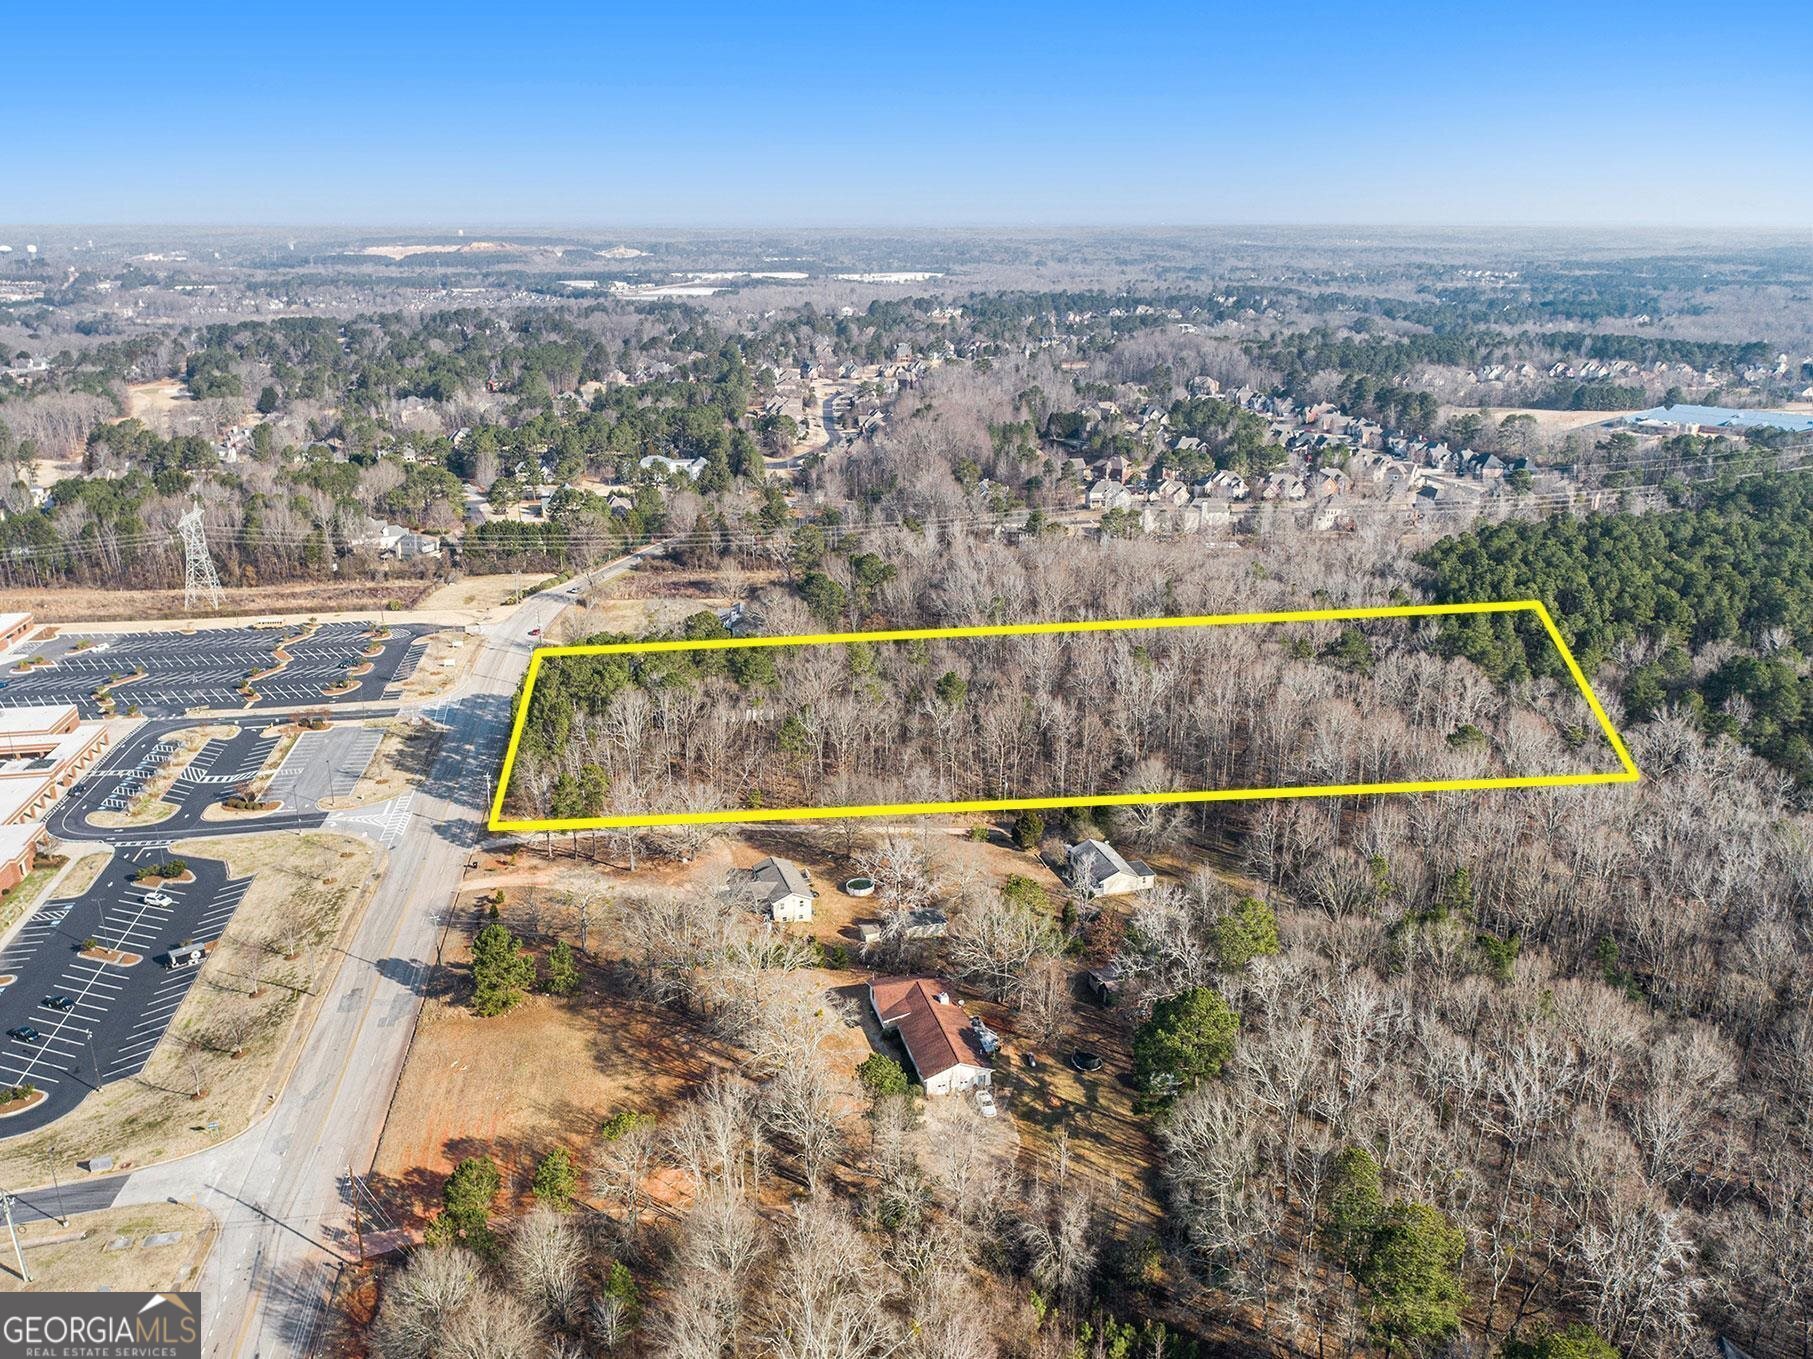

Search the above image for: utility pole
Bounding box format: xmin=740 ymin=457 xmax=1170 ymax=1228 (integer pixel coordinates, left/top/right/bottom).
xmin=346 ymin=1168 xmax=364 ymax=1266
xmin=179 ymin=503 xmax=223 ymax=612
xmin=1 ymin=1191 xmax=29 ymax=1283
xmin=44 ymin=1148 xmax=67 ymax=1228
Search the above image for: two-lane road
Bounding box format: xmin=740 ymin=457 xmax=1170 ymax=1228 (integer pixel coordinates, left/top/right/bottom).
xmin=28 ymin=547 xmax=660 ymax=1356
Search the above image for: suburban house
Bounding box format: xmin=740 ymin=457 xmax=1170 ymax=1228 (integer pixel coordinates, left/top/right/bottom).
xmin=869 ymin=977 xmax=994 ymax=1096
xmin=1086 ymin=478 xmax=1134 ymax=511
xmin=736 ymin=855 xmax=815 ymax=922
xmin=353 ymin=520 xmax=441 ymax=560
xmin=638 ymin=453 xmax=709 ymax=480
xmin=1066 ymin=838 xmax=1156 ymax=897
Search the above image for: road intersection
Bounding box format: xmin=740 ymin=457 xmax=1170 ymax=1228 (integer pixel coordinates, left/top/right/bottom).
xmin=1 ymin=547 xmax=661 ymax=1356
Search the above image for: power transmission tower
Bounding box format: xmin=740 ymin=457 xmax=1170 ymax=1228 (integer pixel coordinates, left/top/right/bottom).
xmin=180 ymin=504 xmax=223 ymax=612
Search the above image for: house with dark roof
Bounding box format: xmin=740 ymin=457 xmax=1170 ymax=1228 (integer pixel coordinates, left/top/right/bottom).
xmin=869 ymin=977 xmax=994 ymax=1095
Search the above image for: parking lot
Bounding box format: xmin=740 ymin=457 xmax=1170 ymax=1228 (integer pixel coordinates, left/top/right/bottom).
xmin=53 ymin=723 xmax=373 ymax=858
xmin=0 ymin=621 xmax=429 ymax=717
xmin=0 ymin=849 xmax=250 ymax=1133
xmin=263 ymin=725 xmax=384 ymax=810
xmin=74 ymin=725 xmax=278 ymax=828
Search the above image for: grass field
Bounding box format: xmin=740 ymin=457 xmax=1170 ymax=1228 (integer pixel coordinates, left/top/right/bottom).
xmin=369 ymin=916 xmax=736 ymax=1226
xmin=9 ymin=580 xmax=440 ymax=626
xmin=0 ymin=1202 xmax=214 ymax=1293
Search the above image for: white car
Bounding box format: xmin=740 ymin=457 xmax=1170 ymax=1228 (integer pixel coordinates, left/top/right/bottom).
xmin=974 ymin=1088 xmax=998 ymax=1119
xmin=141 ymin=891 xmax=175 ymax=907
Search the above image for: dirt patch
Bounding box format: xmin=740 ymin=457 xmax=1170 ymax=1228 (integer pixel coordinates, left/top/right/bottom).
xmin=393 ymin=630 xmax=477 ymax=703
xmin=86 ymin=803 xmax=179 ymax=830
xmin=415 ymin=574 xmax=551 ymax=615
xmin=198 ymin=801 xmax=279 ymax=823
xmin=1442 ymin=405 xmax=1631 ymax=437
xmin=124 ymin=379 xmax=196 ymax=431
xmin=369 ymin=939 xmax=735 ymax=1227
xmin=0 ymin=1202 xmax=214 ymax=1294
xmin=0 ymin=1088 xmax=49 ymax=1118
xmin=78 ymin=946 xmax=142 ymax=966
xmin=0 ymin=832 xmax=382 ymax=1188
xmin=8 ymin=580 xmax=439 ymax=626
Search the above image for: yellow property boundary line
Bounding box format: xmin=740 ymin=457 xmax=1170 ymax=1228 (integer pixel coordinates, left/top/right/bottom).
xmin=488 ymin=600 xmax=1640 ymax=831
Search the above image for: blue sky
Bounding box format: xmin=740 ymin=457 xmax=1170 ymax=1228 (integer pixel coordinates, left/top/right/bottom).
xmin=5 ymin=0 xmax=1809 ymax=227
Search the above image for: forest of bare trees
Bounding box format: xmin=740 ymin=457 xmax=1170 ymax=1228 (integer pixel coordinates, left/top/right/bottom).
xmin=422 ymin=513 xmax=1813 ymax=1359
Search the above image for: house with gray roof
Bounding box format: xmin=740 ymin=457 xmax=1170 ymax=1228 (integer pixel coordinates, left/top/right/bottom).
xmin=1066 ymin=839 xmax=1156 ymax=898
xmin=737 ymin=855 xmax=815 ymax=922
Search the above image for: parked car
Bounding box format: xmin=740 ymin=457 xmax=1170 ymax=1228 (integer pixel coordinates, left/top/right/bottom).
xmin=44 ymin=995 xmax=75 ymax=1012
xmin=974 ymin=1087 xmax=998 ymax=1118
xmin=1021 ymin=1051 xmax=1039 ymax=1069
xmin=8 ymin=1026 xmax=41 ymax=1044
xmin=141 ymin=891 xmax=175 ymax=907
xmin=1071 ymin=1049 xmax=1104 ymax=1073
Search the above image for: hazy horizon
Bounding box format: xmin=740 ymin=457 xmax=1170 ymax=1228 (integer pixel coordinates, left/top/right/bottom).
xmin=9 ymin=0 xmax=1808 ymax=230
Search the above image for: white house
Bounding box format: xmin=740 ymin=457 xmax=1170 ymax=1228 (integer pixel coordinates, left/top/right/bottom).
xmin=741 ymin=855 xmax=815 ymax=922
xmin=639 ymin=454 xmax=708 ymax=480
xmin=870 ymin=977 xmax=993 ymax=1096
xmin=1066 ymin=839 xmax=1156 ymax=898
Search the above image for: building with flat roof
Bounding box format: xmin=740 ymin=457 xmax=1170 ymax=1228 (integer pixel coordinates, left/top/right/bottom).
xmin=1621 ymin=404 xmax=1813 ymax=436
xmin=0 ymin=611 xmax=32 ymax=654
xmin=0 ymin=703 xmax=110 ymax=826
xmin=0 ymin=823 xmax=49 ymax=894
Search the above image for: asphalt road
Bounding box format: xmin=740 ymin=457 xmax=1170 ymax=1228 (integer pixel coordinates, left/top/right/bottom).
xmin=1 ymin=623 xmax=429 ymax=717
xmin=81 ymin=547 xmax=662 ymax=1358
xmin=47 ymin=719 xmax=333 ymax=847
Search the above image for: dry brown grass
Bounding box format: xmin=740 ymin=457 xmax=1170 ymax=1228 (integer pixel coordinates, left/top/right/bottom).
xmin=394 ymin=630 xmax=478 ymax=702
xmin=11 ymin=580 xmax=439 ymax=626
xmin=318 ymin=719 xmax=441 ymax=811
xmin=415 ymin=574 xmax=551 ymax=613
xmin=50 ymin=849 xmax=113 ymax=900
xmin=369 ymin=915 xmax=735 ymax=1227
xmin=0 ymin=832 xmax=382 ymax=1187
xmin=0 ymin=1202 xmax=214 ymax=1293
xmin=1442 ymin=405 xmax=1631 ymax=436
